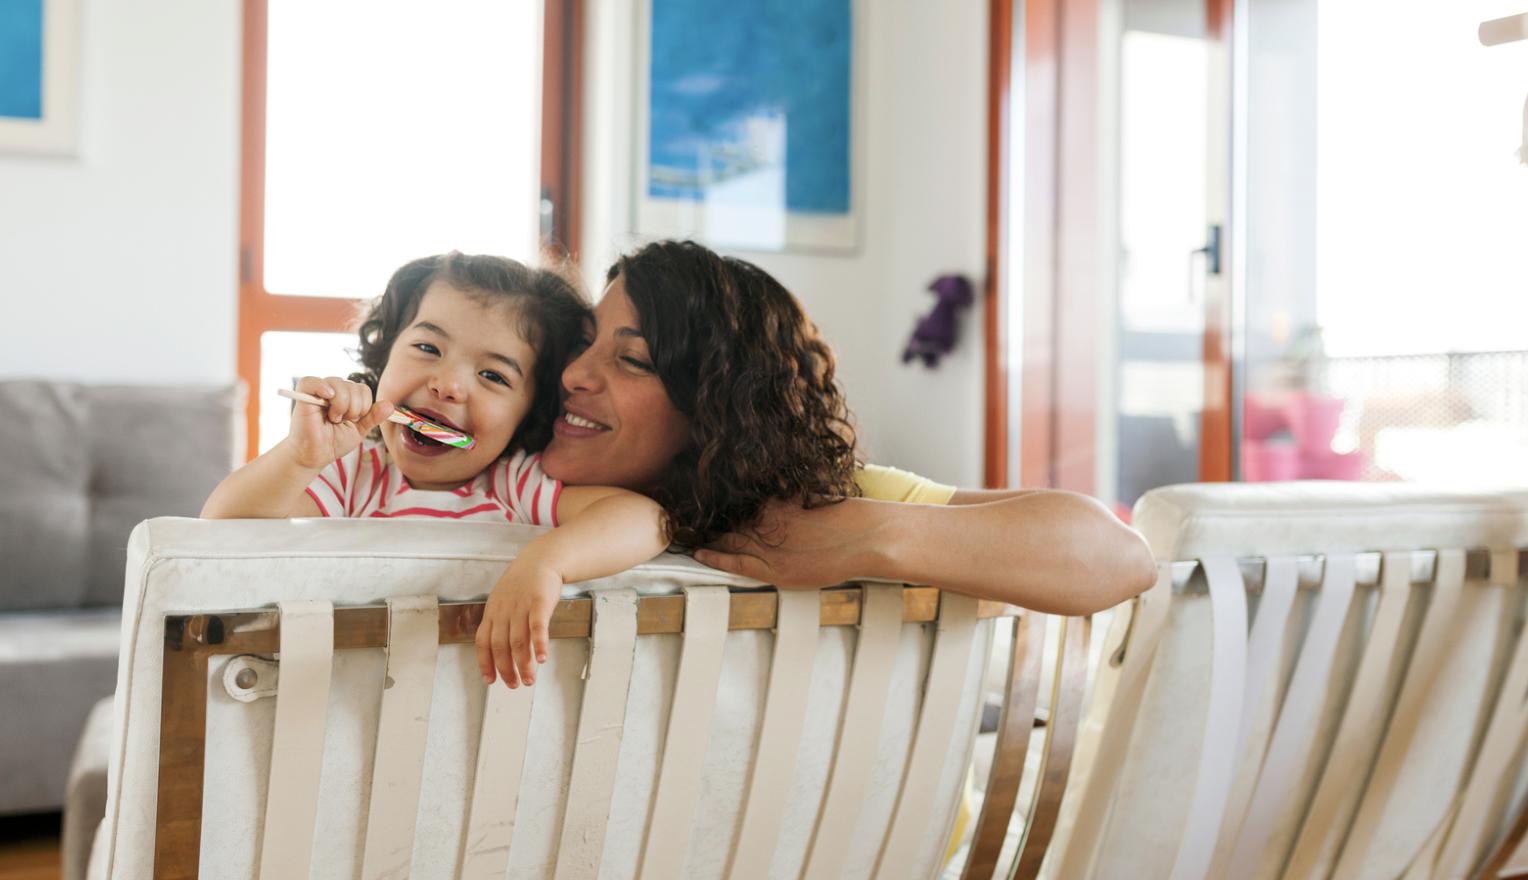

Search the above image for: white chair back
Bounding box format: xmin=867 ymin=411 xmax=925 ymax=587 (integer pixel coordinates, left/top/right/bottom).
xmin=1043 ymin=483 xmax=1528 ymax=880
xmin=94 ymin=518 xmax=1055 ymax=880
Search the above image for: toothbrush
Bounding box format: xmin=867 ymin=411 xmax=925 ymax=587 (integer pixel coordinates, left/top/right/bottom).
xmin=276 ymin=388 xmax=477 ymax=450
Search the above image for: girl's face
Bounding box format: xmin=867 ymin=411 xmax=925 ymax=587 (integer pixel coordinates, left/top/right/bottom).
xmin=541 ymin=277 xmax=690 ymax=490
xmin=376 ymin=281 xmax=537 ymax=491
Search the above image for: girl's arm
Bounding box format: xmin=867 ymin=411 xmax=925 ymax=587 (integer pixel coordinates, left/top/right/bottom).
xmin=692 ymin=490 xmax=1157 ymax=616
xmin=201 ymin=376 xmax=392 ymax=519
xmin=475 ymin=485 xmax=666 ymax=688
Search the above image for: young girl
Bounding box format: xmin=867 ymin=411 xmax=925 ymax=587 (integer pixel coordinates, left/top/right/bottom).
xmin=202 ymin=252 xmax=667 ymax=690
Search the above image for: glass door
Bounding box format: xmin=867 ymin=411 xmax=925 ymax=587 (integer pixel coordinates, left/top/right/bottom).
xmin=1238 ymin=0 xmax=1528 ymax=486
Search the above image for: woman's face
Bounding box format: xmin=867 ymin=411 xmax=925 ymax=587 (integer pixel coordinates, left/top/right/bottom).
xmin=541 ymin=277 xmax=691 ymax=490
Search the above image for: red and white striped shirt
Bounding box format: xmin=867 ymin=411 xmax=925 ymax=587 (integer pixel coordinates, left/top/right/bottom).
xmin=304 ymin=439 xmax=561 ymax=525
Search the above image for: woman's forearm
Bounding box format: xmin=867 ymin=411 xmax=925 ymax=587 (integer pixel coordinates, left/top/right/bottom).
xmin=696 ymin=490 xmax=1157 ymax=615
xmin=862 ymin=491 xmax=1157 ymax=615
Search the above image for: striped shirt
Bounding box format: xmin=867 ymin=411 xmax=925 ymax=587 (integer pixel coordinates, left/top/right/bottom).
xmin=304 ymin=439 xmax=561 ymax=525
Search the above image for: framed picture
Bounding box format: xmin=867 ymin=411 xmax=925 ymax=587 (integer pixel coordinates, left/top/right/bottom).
xmin=633 ymin=0 xmax=860 ymax=253
xmin=0 ymin=0 xmax=80 ymax=155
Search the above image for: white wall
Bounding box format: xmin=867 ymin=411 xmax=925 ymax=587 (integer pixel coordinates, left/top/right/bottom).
xmin=582 ymin=0 xmax=991 ymax=488
xmin=0 ymin=0 xmax=242 ymax=385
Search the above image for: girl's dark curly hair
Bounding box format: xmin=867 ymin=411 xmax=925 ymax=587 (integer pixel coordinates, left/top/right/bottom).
xmin=613 ymin=240 xmax=860 ymax=549
xmin=350 ymin=252 xmax=589 ymax=456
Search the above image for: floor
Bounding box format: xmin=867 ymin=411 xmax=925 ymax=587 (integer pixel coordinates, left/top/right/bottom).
xmin=0 ymin=814 xmax=61 ymax=880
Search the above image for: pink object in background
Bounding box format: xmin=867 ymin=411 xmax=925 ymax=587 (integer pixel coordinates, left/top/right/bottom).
xmin=1242 ymin=392 xmax=1361 ymax=482
xmin=1245 ymin=394 xmax=1293 ymax=441
xmin=1291 ymin=394 xmax=1346 ymax=454
xmin=1302 ymin=451 xmax=1365 ymax=481
xmin=1243 ymin=441 xmax=1301 ymax=482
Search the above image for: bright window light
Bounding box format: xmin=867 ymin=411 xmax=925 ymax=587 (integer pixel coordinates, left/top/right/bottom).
xmin=263 ymin=0 xmax=542 ymax=300
xmin=1316 ymin=0 xmax=1528 ymax=357
xmin=259 ymin=331 xmax=362 ymax=454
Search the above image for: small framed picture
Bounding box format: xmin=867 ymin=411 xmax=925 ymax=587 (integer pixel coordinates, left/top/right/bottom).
xmin=633 ymin=0 xmax=860 ymax=253
xmin=0 ymin=0 xmax=81 ymax=156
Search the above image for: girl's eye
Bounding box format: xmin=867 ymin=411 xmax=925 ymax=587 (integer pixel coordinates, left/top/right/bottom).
xmin=620 ymin=355 xmax=654 ymax=372
xmin=413 ymin=342 xmax=441 ymax=356
xmin=479 ymin=370 xmax=509 ymax=386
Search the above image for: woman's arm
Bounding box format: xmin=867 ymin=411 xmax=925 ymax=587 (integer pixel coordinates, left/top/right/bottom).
xmin=693 ymin=490 xmax=1156 ymax=616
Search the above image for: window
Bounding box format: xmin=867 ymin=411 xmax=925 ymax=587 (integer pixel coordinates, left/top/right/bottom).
xmin=240 ymin=0 xmax=580 ymax=456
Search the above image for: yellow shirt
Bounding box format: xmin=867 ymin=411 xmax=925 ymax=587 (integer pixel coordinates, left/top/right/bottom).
xmin=855 ymin=464 xmax=957 ymax=505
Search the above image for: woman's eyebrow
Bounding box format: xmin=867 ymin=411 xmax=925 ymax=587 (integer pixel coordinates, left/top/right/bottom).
xmin=614 ymin=327 xmax=644 ymax=339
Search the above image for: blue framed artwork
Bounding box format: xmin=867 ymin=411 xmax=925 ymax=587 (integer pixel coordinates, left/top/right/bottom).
xmin=635 ymin=0 xmax=858 ymax=252
xmin=0 ymin=0 xmax=79 ymax=155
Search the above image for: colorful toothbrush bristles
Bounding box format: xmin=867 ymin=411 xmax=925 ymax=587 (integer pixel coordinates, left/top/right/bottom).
xmin=393 ymin=406 xmax=476 ymax=450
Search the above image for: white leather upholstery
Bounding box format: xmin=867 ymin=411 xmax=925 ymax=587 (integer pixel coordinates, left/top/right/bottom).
xmin=1051 ymin=483 xmax=1528 ymax=880
xmin=95 ymin=517 xmax=994 ymax=880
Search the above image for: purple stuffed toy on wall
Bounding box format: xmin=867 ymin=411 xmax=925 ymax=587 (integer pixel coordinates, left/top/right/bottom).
xmin=902 ymin=274 xmax=974 ymax=368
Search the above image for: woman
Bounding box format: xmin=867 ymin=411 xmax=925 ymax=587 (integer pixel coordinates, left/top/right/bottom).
xmin=541 ymin=240 xmax=1155 ymax=615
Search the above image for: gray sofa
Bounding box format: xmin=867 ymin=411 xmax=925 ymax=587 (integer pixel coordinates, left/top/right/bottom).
xmin=0 ymin=381 xmax=236 ymax=815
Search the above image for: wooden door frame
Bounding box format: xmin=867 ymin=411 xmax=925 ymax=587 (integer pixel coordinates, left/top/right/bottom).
xmin=984 ymin=0 xmax=1238 ymax=491
xmin=984 ymin=0 xmax=1102 ymax=494
xmin=236 ymin=0 xmax=583 ymax=460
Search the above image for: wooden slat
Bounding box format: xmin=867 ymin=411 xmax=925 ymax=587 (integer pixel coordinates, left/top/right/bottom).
xmin=167 ymin=586 xmax=1012 ymax=657
xmin=962 ymin=612 xmax=1047 ymax=880
xmin=1012 ymin=616 xmax=1091 ymax=880
xmin=153 ymin=618 xmax=210 ymax=880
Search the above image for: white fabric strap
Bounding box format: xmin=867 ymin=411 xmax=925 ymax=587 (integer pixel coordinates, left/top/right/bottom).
xmin=1206 ymin=557 xmax=1300 ymax=878
xmin=257 ymin=600 xmax=334 ymax=880
xmin=459 ymin=680 xmax=536 ymax=880
xmin=1428 ymin=549 xmax=1528 ymax=880
xmin=637 ymin=585 xmax=732 ymax=880
xmin=360 ymin=595 xmax=440 ymax=880
xmin=553 ymin=587 xmax=641 ymax=880
xmin=1283 ymin=550 xmax=1415 ymax=880
xmin=1167 ymin=557 xmax=1249 ymax=880
xmin=1224 ymin=554 xmax=1358 ymax=879
xmin=729 ymin=589 xmax=821 ymax=880
xmin=872 ymin=592 xmax=980 ymax=880
xmin=801 ymin=584 xmax=905 ymax=880
xmin=1332 ymin=549 xmax=1467 ymax=880
xmin=1051 ymin=567 xmax=1175 ymax=880
xmin=1236 ymin=558 xmax=1300 ymax=761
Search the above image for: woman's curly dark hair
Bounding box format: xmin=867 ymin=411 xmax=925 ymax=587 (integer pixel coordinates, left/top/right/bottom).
xmin=613 ymin=240 xmax=860 ymax=549
xmin=349 ymin=252 xmax=589 ymax=456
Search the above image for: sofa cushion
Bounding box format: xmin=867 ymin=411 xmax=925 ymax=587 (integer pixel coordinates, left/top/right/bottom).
xmin=83 ymin=385 xmax=237 ymax=606
xmin=0 ymin=383 xmax=91 ymax=610
xmin=0 ymin=382 xmax=237 ymax=612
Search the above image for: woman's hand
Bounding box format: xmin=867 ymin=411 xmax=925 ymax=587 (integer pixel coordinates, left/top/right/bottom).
xmin=694 ymin=498 xmax=888 ymax=589
xmin=282 ymin=375 xmax=393 ymax=472
xmin=475 ymin=559 xmax=562 ymax=688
